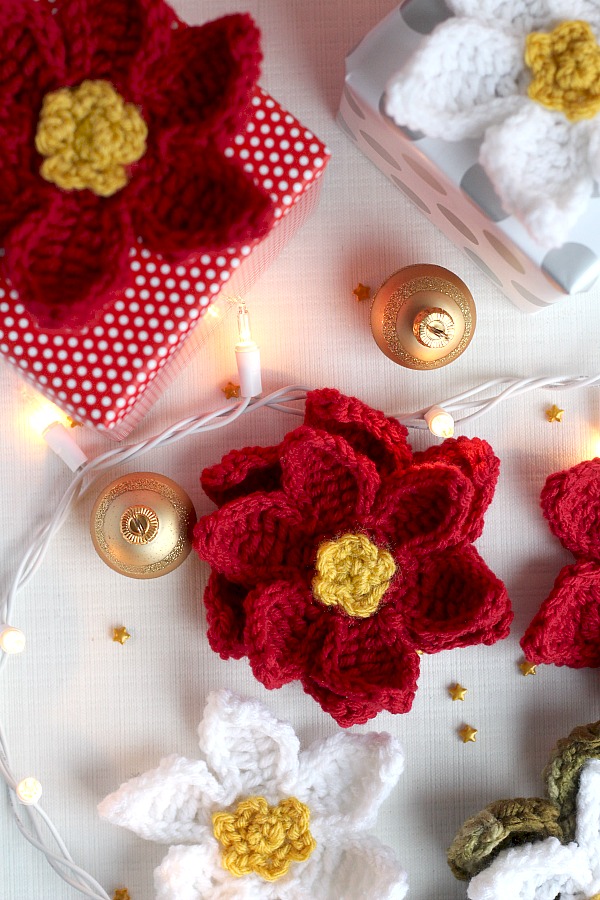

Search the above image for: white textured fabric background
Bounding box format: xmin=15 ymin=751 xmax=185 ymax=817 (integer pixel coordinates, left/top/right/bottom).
xmin=2 ymin=1 xmax=600 ymax=898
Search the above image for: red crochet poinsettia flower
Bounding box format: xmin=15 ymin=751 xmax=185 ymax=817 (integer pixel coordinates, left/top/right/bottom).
xmin=0 ymin=0 xmax=273 ymax=328
xmin=521 ymin=457 xmax=600 ymax=667
xmin=194 ymin=388 xmax=512 ymax=727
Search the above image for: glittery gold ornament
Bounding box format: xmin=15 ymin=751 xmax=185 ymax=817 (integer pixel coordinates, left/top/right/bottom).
xmin=91 ymin=472 xmax=196 ymax=579
xmin=519 ymin=660 xmax=537 ymax=676
xmin=459 ymin=725 xmax=477 ymax=743
xmin=449 ymin=683 xmax=467 ymax=701
xmin=545 ymin=404 xmax=564 ymax=422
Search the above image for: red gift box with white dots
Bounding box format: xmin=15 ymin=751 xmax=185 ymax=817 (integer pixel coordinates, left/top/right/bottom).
xmin=0 ymin=89 xmax=329 ymax=439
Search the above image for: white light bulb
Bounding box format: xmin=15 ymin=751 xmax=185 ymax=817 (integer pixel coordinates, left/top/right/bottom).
xmin=234 ymin=299 xmax=262 ymax=398
xmin=16 ymin=777 xmax=42 ymax=806
xmin=42 ymin=422 xmax=88 ymax=472
xmin=425 ymin=406 xmax=455 ymax=438
xmin=0 ymin=625 xmax=26 ymax=654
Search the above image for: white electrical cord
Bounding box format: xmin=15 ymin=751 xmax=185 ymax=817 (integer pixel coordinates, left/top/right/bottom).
xmin=1 ymin=369 xmax=599 ymax=898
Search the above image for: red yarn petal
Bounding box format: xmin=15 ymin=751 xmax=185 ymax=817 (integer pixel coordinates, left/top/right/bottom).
xmin=133 ymin=141 xmax=273 ymax=259
xmin=541 ymin=458 xmax=600 ymax=560
xmin=142 ymin=14 xmax=261 ymax=137
xmin=403 ymin=543 xmax=512 ymax=652
xmin=3 ymin=190 xmax=133 ymax=328
xmin=366 ymin=462 xmax=474 ymax=554
xmin=244 ymin=579 xmax=329 ymax=689
xmin=193 ymin=492 xmax=306 ymax=587
xmin=0 ymin=0 xmax=66 ymax=115
xmin=201 ymin=445 xmax=282 ymax=508
xmin=203 ymin=572 xmax=248 ymax=660
xmin=521 ymin=560 xmax=600 ymax=667
xmin=413 ymin=436 xmax=500 ymax=540
xmin=56 ymin=0 xmax=176 ymax=95
xmin=304 ymin=389 xmax=413 ymax=477
xmin=306 ymin=614 xmax=420 ymax=726
xmin=280 ymin=426 xmax=379 ymax=534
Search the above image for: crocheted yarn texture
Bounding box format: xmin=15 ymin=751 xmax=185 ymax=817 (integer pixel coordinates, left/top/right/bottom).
xmin=385 ymin=0 xmax=600 ymax=248
xmin=447 ymin=719 xmax=600 ymax=899
xmin=99 ymin=690 xmax=409 ymax=900
xmin=0 ymin=0 xmax=273 ymax=327
xmin=521 ymin=457 xmax=600 ymax=668
xmin=193 ymin=388 xmax=512 ymax=727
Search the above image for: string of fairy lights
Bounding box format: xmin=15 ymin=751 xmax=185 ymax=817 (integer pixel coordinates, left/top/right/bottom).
xmin=1 ymin=301 xmax=600 ymax=897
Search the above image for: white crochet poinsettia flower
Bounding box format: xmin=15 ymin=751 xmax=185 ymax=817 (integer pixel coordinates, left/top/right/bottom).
xmin=385 ymin=0 xmax=600 ymax=247
xmin=467 ymin=757 xmax=600 ymax=899
xmin=98 ymin=690 xmax=408 ymax=900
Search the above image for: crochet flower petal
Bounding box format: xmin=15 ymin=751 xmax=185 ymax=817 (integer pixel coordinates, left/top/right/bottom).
xmin=292 ymin=732 xmax=404 ymax=831
xmin=143 ymin=14 xmax=262 ymax=137
xmin=540 ymin=458 xmax=600 ymax=560
xmin=303 ymin=388 xmax=413 ymax=477
xmin=369 ymin=463 xmax=474 ymax=553
xmin=197 ymin=690 xmax=300 ymax=801
xmin=385 ymin=19 xmax=525 ymax=140
xmin=56 ymin=0 xmax=176 ymax=95
xmin=3 ymin=190 xmax=134 ymax=328
xmin=194 ymin=492 xmax=305 ymax=586
xmin=97 ymin=755 xmax=227 ymax=842
xmin=449 ymin=0 xmax=553 ymax=29
xmin=574 ymin=758 xmax=600 ymax=857
xmin=547 ymin=0 xmax=600 ymax=33
xmin=480 ymin=105 xmax=594 ymax=247
xmin=280 ymin=426 xmax=379 ymax=532
xmin=466 ymin=837 xmax=593 ymax=900
xmin=404 ymin=544 xmax=512 ymax=653
xmin=413 ymin=436 xmax=500 ymax=540
xmin=201 ymin=445 xmax=282 ymax=508
xmin=133 ymin=141 xmax=273 ymax=259
xmin=307 ymin=614 xmax=421 ymax=726
xmin=244 ymin=579 xmax=329 ymax=689
xmin=0 ymin=0 xmax=66 ymax=112
xmin=520 ymin=561 xmax=600 ymax=667
xmin=203 ymin=572 xmax=249 ymax=659
xmin=296 ymin=834 xmax=408 ymax=900
xmin=154 ymin=843 xmax=266 ymax=900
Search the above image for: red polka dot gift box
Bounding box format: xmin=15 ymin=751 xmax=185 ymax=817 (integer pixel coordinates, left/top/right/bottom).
xmin=0 ymin=1 xmax=329 ymax=438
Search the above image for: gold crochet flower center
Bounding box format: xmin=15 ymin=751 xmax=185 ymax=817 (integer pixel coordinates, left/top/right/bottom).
xmin=35 ymin=80 xmax=148 ymax=197
xmin=212 ymin=796 xmax=316 ymax=882
xmin=526 ymin=20 xmax=600 ymax=121
xmin=312 ymin=532 xmax=396 ymax=618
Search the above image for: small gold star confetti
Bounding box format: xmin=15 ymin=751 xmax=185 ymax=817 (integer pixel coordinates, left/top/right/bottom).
xmin=66 ymin=416 xmax=83 ymax=428
xmin=449 ymin=683 xmax=467 ymax=701
xmin=114 ymin=890 xmax=131 ymax=900
xmin=352 ymin=282 xmax=371 ymax=302
xmin=545 ymin=404 xmax=564 ymax=423
xmin=519 ymin=659 xmax=537 ymax=676
xmin=415 ymin=649 xmax=424 ymax=656
xmin=112 ymin=626 xmax=130 ymax=645
xmin=222 ymin=381 xmax=241 ymax=399
xmin=458 ymin=724 xmax=478 ymax=743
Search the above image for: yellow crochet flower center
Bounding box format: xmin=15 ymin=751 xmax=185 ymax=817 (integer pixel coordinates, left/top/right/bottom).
xmin=212 ymin=796 xmax=316 ymax=882
xmin=526 ymin=20 xmax=600 ymax=121
xmin=312 ymin=532 xmax=396 ymax=618
xmin=35 ymin=79 xmax=148 ymax=197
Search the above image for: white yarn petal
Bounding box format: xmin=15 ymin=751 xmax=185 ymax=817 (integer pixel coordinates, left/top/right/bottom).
xmin=547 ymin=0 xmax=600 ymax=32
xmin=198 ymin=691 xmax=300 ymax=803
xmin=467 ymin=837 xmax=593 ymax=900
xmin=385 ymin=19 xmax=525 ymax=140
xmin=480 ymin=105 xmax=594 ymax=246
xmin=291 ymin=732 xmax=403 ymax=832
xmin=294 ymin=834 xmax=408 ymax=900
xmin=575 ymin=759 xmax=600 ymax=874
xmin=98 ymin=756 xmax=226 ymax=843
xmin=155 ymin=844 xmax=267 ymax=900
xmin=448 ymin=0 xmax=553 ymax=30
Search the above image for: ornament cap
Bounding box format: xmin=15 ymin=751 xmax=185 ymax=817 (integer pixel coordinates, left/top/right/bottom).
xmin=90 ymin=472 xmax=196 ymax=578
xmin=370 ymin=264 xmax=476 ymax=369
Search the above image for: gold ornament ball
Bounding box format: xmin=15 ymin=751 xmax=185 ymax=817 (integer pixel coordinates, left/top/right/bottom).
xmin=90 ymin=472 xmax=196 ymax=579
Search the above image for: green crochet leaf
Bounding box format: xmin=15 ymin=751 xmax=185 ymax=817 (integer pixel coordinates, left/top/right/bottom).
xmin=447 ymin=797 xmax=562 ymax=880
xmin=544 ymin=719 xmax=600 ymax=841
